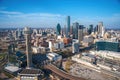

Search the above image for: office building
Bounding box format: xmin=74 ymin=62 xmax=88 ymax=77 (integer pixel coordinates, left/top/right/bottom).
xmin=82 ymin=36 xmax=94 ymax=47
xmin=47 ymin=53 xmax=62 ymax=61
xmin=49 ymin=41 xmax=53 ymax=52
xmin=88 ymin=24 xmax=93 ymax=35
xmin=73 ymin=22 xmax=79 ymax=39
xmin=94 ymin=25 xmax=98 ymax=33
xmin=96 ymin=41 xmax=120 ymax=52
xmin=72 ymin=42 xmax=79 ymax=53
xmin=98 ymin=22 xmax=104 ymax=36
xmin=66 ymin=16 xmax=70 ymax=37
xmin=63 ymin=38 xmax=72 ymax=45
xmin=32 ymin=46 xmax=46 ymax=54
xmin=54 ymin=42 xmax=64 ymax=49
xmin=56 ymin=23 xmax=61 ymax=35
xmin=78 ymin=25 xmax=84 ymax=44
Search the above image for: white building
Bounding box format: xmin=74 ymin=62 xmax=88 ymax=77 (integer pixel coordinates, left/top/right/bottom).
xmin=32 ymin=46 xmax=46 ymax=54
xmin=82 ymin=36 xmax=94 ymax=47
xmin=89 ymin=51 xmax=120 ymax=60
xmin=46 ymin=53 xmax=62 ymax=61
xmin=49 ymin=41 xmax=53 ymax=52
xmin=54 ymin=41 xmax=64 ymax=49
xmin=72 ymin=42 xmax=79 ymax=53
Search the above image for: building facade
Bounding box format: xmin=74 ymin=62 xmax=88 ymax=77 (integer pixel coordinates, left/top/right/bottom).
xmin=78 ymin=25 xmax=84 ymax=44
xmin=66 ymin=16 xmax=70 ymax=37
xmin=73 ymin=22 xmax=79 ymax=39
xmin=96 ymin=41 xmax=120 ymax=52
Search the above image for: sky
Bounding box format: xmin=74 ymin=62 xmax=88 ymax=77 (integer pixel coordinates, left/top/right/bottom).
xmin=0 ymin=0 xmax=120 ymax=28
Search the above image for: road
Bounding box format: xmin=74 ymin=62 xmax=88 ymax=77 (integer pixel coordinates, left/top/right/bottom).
xmin=44 ymin=64 xmax=86 ymax=80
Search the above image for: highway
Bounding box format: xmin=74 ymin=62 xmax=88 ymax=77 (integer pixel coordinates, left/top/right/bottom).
xmin=44 ymin=64 xmax=86 ymax=80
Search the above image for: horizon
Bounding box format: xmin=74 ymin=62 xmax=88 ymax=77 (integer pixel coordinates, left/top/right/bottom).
xmin=0 ymin=0 xmax=120 ymax=28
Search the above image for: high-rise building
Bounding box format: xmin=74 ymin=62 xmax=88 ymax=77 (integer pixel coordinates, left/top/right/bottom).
xmin=24 ymin=27 xmax=32 ymax=68
xmin=88 ymin=24 xmax=93 ymax=35
xmin=66 ymin=16 xmax=70 ymax=37
xmin=72 ymin=42 xmax=79 ymax=53
xmin=18 ymin=29 xmax=43 ymax=80
xmin=78 ymin=25 xmax=84 ymax=44
xmin=94 ymin=25 xmax=98 ymax=33
xmin=98 ymin=22 xmax=104 ymax=36
xmin=73 ymin=22 xmax=79 ymax=39
xmin=56 ymin=23 xmax=61 ymax=35
xmin=49 ymin=41 xmax=53 ymax=52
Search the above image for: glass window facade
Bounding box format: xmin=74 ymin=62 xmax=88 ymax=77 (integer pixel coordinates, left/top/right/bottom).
xmin=96 ymin=41 xmax=120 ymax=52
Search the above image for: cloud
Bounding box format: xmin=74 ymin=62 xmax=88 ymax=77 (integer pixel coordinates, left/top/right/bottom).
xmin=0 ymin=10 xmax=65 ymax=28
xmin=0 ymin=10 xmax=23 ymax=15
xmin=0 ymin=10 xmax=64 ymax=17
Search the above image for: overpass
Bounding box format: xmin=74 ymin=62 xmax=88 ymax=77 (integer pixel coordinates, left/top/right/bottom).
xmin=44 ymin=64 xmax=86 ymax=80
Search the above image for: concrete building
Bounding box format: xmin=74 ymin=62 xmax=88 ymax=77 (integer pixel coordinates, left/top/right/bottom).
xmin=32 ymin=46 xmax=46 ymax=54
xmin=18 ymin=27 xmax=43 ymax=80
xmin=49 ymin=41 xmax=53 ymax=52
xmin=63 ymin=38 xmax=72 ymax=45
xmin=72 ymin=42 xmax=79 ymax=53
xmin=82 ymin=36 xmax=94 ymax=47
xmin=98 ymin=22 xmax=105 ymax=37
xmin=24 ymin=27 xmax=32 ymax=68
xmin=78 ymin=25 xmax=84 ymax=44
xmin=46 ymin=53 xmax=62 ymax=61
xmin=54 ymin=41 xmax=64 ymax=49
xmin=89 ymin=51 xmax=120 ymax=60
xmin=18 ymin=69 xmax=43 ymax=80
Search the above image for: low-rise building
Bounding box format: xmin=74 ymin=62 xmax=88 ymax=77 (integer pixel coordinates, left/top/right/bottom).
xmin=46 ymin=53 xmax=62 ymax=61
xmin=32 ymin=46 xmax=46 ymax=54
xmin=54 ymin=41 xmax=64 ymax=49
xmin=18 ymin=69 xmax=43 ymax=80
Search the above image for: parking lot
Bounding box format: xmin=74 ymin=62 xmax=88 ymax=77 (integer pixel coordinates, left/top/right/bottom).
xmin=69 ymin=63 xmax=118 ymax=80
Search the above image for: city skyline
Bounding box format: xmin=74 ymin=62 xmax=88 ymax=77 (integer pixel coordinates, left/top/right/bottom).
xmin=0 ymin=0 xmax=120 ymax=28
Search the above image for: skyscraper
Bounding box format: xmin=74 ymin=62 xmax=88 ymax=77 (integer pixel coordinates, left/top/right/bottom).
xmin=78 ymin=25 xmax=84 ymax=44
xmin=56 ymin=23 xmax=61 ymax=35
xmin=66 ymin=16 xmax=70 ymax=37
xmin=98 ymin=22 xmax=103 ymax=34
xmin=73 ymin=22 xmax=79 ymax=39
xmin=24 ymin=27 xmax=32 ymax=68
xmin=88 ymin=24 xmax=93 ymax=35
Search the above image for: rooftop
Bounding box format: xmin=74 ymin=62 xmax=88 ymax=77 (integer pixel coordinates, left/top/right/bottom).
xmin=4 ymin=66 xmax=21 ymax=73
xmin=19 ymin=69 xmax=43 ymax=75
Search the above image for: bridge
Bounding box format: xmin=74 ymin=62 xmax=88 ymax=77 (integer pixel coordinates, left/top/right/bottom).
xmin=44 ymin=64 xmax=86 ymax=80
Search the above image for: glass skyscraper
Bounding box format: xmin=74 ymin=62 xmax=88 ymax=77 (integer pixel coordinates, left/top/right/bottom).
xmin=73 ymin=22 xmax=79 ymax=39
xmin=66 ymin=16 xmax=70 ymax=37
xmin=56 ymin=23 xmax=61 ymax=35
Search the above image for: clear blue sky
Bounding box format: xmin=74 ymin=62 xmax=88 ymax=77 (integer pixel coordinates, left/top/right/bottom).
xmin=0 ymin=0 xmax=120 ymax=28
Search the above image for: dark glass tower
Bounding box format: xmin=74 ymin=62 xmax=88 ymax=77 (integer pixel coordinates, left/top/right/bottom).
xmin=56 ymin=23 xmax=61 ymax=35
xmin=73 ymin=22 xmax=79 ymax=39
xmin=88 ymin=24 xmax=93 ymax=34
xmin=66 ymin=16 xmax=70 ymax=37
